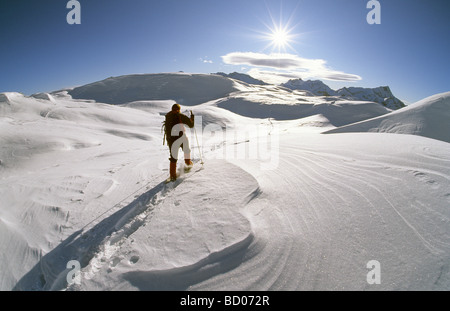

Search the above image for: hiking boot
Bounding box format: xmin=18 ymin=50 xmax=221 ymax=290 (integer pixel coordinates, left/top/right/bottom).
xmin=170 ymin=161 xmax=177 ymax=181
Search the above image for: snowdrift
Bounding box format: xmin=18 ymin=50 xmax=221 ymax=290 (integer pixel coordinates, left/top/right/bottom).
xmin=13 ymin=160 xmax=258 ymax=291
xmin=325 ymin=92 xmax=450 ymax=143
xmin=66 ymin=73 xmax=238 ymax=106
xmin=215 ymin=96 xmax=390 ymax=127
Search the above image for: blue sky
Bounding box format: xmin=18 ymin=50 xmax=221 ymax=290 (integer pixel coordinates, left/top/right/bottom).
xmin=1 ymin=0 xmax=449 ymax=104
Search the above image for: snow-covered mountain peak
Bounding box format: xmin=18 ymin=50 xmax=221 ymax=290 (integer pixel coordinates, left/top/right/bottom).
xmin=214 ymin=72 xmax=268 ymax=85
xmin=337 ymin=86 xmax=405 ymax=110
xmin=279 ymin=78 xmax=405 ymax=110
xmin=281 ymin=78 xmax=338 ymax=96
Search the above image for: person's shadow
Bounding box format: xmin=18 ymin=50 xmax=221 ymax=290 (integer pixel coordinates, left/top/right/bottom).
xmin=13 ymin=180 xmax=168 ymax=291
xmin=14 ymin=167 xmax=255 ymax=291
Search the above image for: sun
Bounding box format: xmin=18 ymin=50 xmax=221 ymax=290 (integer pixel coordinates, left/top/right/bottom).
xmin=251 ymin=5 xmax=302 ymax=53
xmin=261 ymin=20 xmax=298 ymax=53
xmin=270 ymin=27 xmax=291 ymax=50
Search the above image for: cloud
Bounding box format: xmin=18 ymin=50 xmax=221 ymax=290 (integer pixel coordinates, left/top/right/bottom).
xmin=221 ymin=52 xmax=361 ymax=83
xmin=199 ymin=57 xmax=213 ymax=64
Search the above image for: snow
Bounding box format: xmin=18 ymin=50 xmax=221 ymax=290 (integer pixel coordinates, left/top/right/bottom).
xmin=215 ymin=72 xmax=268 ymax=85
xmin=336 ymin=86 xmax=405 ymax=110
xmin=1 ymin=74 xmax=449 ymax=291
xmin=67 ymin=73 xmax=238 ymax=106
xmin=325 ymin=92 xmax=450 ymax=143
xmin=281 ymin=78 xmax=338 ymax=96
xmin=281 ymin=78 xmax=405 ymax=110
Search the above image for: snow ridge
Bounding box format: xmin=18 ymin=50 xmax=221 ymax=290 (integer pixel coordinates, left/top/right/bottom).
xmin=66 ymin=73 xmax=238 ymax=106
xmin=215 ymin=72 xmax=269 ymax=85
xmin=325 ymin=91 xmax=450 ymax=143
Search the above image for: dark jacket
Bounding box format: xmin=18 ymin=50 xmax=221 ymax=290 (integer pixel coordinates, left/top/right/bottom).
xmin=165 ymin=111 xmax=194 ymax=145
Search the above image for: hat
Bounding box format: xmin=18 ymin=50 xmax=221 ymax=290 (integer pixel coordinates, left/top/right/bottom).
xmin=172 ymin=103 xmax=181 ymax=112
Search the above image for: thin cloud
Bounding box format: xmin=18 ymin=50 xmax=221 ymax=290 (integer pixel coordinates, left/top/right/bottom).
xmin=199 ymin=57 xmax=213 ymax=64
xmin=222 ymin=52 xmax=361 ymax=82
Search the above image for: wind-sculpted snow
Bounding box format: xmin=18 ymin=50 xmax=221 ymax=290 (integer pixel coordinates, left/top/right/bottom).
xmin=73 ymin=161 xmax=258 ymax=291
xmin=216 ymin=96 xmax=389 ymax=126
xmin=325 ymin=92 xmax=450 ymax=143
xmin=13 ymin=161 xmax=258 ymax=290
xmin=205 ymin=133 xmax=450 ymax=290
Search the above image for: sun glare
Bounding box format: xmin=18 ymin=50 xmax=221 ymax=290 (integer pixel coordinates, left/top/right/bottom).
xmin=270 ymin=27 xmax=290 ymax=50
xmin=260 ymin=19 xmax=298 ymax=53
xmin=251 ymin=5 xmax=302 ymax=53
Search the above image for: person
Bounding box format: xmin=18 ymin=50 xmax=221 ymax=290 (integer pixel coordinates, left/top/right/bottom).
xmin=164 ymin=103 xmax=195 ymax=181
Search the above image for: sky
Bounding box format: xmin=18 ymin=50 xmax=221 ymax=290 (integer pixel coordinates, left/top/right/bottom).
xmin=0 ymin=0 xmax=449 ymax=104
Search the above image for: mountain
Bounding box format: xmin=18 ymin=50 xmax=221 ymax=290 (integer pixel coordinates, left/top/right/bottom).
xmin=61 ymin=73 xmax=391 ymax=126
xmin=337 ymin=86 xmax=405 ymax=110
xmin=214 ymin=72 xmax=268 ymax=85
xmin=281 ymin=78 xmax=405 ymax=110
xmin=66 ymin=73 xmax=238 ymax=106
xmin=281 ymin=79 xmax=338 ymax=96
xmin=65 ymin=73 xmax=404 ymax=112
xmin=325 ymin=91 xmax=450 ymax=143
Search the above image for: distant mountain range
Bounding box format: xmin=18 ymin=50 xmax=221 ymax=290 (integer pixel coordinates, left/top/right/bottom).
xmin=216 ymin=72 xmax=405 ymax=110
xmin=66 ymin=72 xmax=404 ymax=111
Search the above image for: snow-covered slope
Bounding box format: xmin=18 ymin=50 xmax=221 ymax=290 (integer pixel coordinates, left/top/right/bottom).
xmin=213 ymin=83 xmax=390 ymax=126
xmin=1 ymin=75 xmax=450 ymax=291
xmin=66 ymin=73 xmax=239 ymax=106
xmin=63 ymin=73 xmax=392 ymax=127
xmin=325 ymin=92 xmax=450 ymax=143
xmin=215 ymin=72 xmax=268 ymax=85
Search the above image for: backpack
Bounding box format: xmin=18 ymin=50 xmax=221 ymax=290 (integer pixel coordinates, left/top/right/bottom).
xmin=161 ymin=111 xmax=182 ymax=145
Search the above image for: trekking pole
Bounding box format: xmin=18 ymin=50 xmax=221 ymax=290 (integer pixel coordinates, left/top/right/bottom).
xmin=192 ymin=111 xmax=204 ymax=165
xmin=194 ymin=127 xmax=204 ymax=165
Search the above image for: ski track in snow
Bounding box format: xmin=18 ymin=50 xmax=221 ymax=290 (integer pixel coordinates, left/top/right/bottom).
xmin=12 ymin=160 xmax=258 ymax=291
xmin=76 ymin=161 xmax=258 ymax=291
